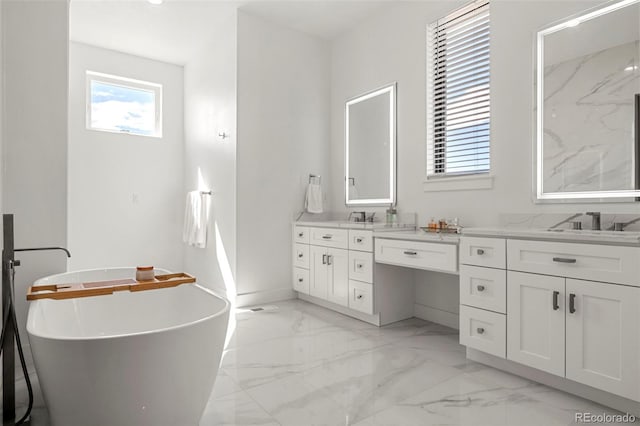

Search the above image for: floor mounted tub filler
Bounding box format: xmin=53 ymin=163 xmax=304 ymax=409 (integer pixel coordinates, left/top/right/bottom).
xmin=26 ymin=267 xmax=230 ymax=426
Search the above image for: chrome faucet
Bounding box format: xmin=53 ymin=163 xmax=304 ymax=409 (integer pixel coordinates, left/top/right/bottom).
xmin=548 ymin=213 xmax=583 ymax=230
xmin=586 ymin=212 xmax=601 ymax=231
xmin=607 ymin=216 xmax=640 ymax=231
xmin=348 ymin=211 xmax=366 ymax=222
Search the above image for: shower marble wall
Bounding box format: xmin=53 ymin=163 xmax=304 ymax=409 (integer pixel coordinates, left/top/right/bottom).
xmin=543 ymin=40 xmax=639 ymax=193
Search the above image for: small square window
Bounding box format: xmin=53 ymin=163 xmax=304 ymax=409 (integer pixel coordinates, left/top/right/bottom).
xmin=86 ymin=71 xmax=162 ymax=138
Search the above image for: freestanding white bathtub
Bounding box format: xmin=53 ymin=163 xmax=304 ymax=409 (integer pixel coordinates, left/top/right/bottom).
xmin=26 ymin=267 xmax=230 ymax=426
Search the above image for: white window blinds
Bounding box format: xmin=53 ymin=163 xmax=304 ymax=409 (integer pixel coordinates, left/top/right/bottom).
xmin=426 ymin=0 xmax=490 ymax=177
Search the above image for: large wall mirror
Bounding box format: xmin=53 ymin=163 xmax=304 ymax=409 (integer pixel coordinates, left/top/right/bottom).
xmin=536 ymin=0 xmax=640 ymax=201
xmin=345 ymin=83 xmax=396 ymax=206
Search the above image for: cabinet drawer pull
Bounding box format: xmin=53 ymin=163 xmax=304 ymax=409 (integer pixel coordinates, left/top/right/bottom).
xmin=356 ymin=237 xmax=363 ymax=243
xmin=476 ymin=285 xmax=485 ymax=292
xmin=569 ymin=293 xmax=576 ymax=313
xmin=476 ymin=327 xmax=485 ymax=334
xmin=476 ymin=249 xmax=485 ymax=255
xmin=403 ymin=250 xmax=417 ymax=256
xmin=553 ymin=257 xmax=576 ymax=264
xmin=327 ymin=255 xmax=332 ymax=266
xmin=356 ymin=294 xmax=363 ymax=300
xmin=322 ymin=235 xmax=333 ymax=240
xmin=552 ymin=291 xmax=560 ymax=311
xmin=322 ymin=254 xmax=327 ymax=264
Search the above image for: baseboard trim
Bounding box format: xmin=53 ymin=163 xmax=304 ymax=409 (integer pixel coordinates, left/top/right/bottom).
xmin=467 ymin=348 xmax=640 ymax=417
xmin=236 ymin=288 xmax=296 ymax=307
xmin=414 ymin=303 xmax=459 ymax=329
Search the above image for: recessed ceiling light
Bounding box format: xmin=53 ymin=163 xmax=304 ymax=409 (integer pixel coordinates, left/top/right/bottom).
xmin=148 ymin=0 xmax=163 ymax=5
xmin=566 ymin=19 xmax=580 ymax=27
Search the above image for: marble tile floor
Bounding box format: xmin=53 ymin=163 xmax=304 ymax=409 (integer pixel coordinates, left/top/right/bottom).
xmin=4 ymin=299 xmax=635 ymax=425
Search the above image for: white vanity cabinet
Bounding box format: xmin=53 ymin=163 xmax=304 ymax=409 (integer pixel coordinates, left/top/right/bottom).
xmin=310 ymin=245 xmax=349 ymax=306
xmin=507 ymin=270 xmax=640 ymax=401
xmin=460 ymin=235 xmax=640 ymax=403
xmin=293 ymin=225 xmax=378 ymax=318
xmin=565 ymin=278 xmax=640 ymax=401
xmin=459 ymin=237 xmax=507 ymax=358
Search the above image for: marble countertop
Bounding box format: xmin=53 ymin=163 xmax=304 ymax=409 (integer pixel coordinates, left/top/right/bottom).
xmin=295 ymin=220 xmax=416 ymax=231
xmin=462 ymin=227 xmax=640 ymax=246
xmin=373 ymin=229 xmax=460 ymax=244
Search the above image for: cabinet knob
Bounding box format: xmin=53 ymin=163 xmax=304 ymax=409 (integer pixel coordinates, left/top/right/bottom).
xmin=357 ymin=294 xmax=363 ymax=299
xmin=356 ymin=263 xmax=363 ymax=269
xmin=477 ymin=285 xmax=485 ymax=292
xmin=298 ymin=278 xmax=303 ymax=282
xmin=476 ymin=327 xmax=485 ymax=334
xmin=298 ymin=253 xmax=303 ymax=258
xmin=356 ymin=238 xmax=363 ymax=243
xmin=476 ymin=249 xmax=485 ymax=255
xmin=298 ymin=232 xmax=304 ymax=237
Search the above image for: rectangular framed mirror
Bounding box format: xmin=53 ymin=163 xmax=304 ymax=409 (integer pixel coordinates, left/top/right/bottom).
xmin=345 ymin=83 xmax=397 ymax=206
xmin=536 ymin=0 xmax=640 ymax=201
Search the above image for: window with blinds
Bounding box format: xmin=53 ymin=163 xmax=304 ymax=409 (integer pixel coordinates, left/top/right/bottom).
xmin=426 ymin=0 xmax=490 ymax=177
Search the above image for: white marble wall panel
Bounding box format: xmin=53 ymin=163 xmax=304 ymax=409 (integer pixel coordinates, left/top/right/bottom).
xmin=543 ymin=41 xmax=639 ymax=193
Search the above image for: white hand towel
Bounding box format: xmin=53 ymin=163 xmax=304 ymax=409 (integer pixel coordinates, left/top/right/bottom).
xmin=183 ymin=191 xmax=210 ymax=248
xmin=305 ymin=183 xmax=323 ymax=214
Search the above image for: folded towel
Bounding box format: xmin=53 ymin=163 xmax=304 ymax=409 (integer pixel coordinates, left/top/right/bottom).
xmin=305 ymin=183 xmax=323 ymax=214
xmin=183 ymin=191 xmax=210 ymax=248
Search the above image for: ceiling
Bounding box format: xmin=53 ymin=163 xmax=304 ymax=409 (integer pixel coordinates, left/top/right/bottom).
xmin=70 ymin=0 xmax=391 ymax=65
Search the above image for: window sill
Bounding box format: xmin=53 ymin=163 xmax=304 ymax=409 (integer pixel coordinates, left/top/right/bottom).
xmin=423 ymin=174 xmax=494 ymax=192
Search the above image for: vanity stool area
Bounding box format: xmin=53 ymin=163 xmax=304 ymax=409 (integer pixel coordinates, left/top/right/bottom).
xmin=292 ymin=223 xmax=640 ymax=417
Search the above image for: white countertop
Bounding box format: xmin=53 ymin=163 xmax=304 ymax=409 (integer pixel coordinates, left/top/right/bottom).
xmin=462 ymin=227 xmax=640 ymax=246
xmin=295 ymin=220 xmax=416 ymax=231
xmin=373 ymin=229 xmax=460 ymax=244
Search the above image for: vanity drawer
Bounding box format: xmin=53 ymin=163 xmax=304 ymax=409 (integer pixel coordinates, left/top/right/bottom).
xmin=460 ymin=237 xmax=506 ymax=269
xmin=309 ymin=228 xmax=348 ymax=249
xmin=293 ymin=226 xmax=309 ymax=244
xmin=460 ymin=265 xmax=506 ymax=314
xmin=348 ymin=280 xmax=373 ymax=314
xmin=293 ymin=267 xmax=310 ymax=294
xmin=349 ymin=230 xmax=373 ymax=252
xmin=459 ymin=305 xmax=506 ymax=359
xmin=348 ymin=251 xmax=373 ymax=283
xmin=507 ymin=239 xmax=640 ymax=286
xmin=375 ymin=238 xmax=458 ymax=273
xmin=293 ymin=243 xmax=310 ymax=269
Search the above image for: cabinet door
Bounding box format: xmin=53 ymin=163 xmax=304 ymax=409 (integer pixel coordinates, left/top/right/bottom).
xmin=326 ymin=248 xmax=349 ymax=307
xmin=507 ymin=271 xmax=565 ymax=377
xmin=309 ymin=246 xmax=328 ymax=300
xmin=566 ymin=279 xmax=640 ymax=401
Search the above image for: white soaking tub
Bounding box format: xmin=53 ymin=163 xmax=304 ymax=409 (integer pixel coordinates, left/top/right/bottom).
xmin=26 ymin=267 xmax=230 ymax=426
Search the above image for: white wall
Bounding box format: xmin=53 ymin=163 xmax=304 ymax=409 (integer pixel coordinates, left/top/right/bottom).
xmin=183 ymin=10 xmax=238 ymax=299
xmin=2 ymin=0 xmax=69 ymax=354
xmin=67 ymin=42 xmax=184 ymax=272
xmin=236 ymin=11 xmax=331 ymax=305
xmin=330 ymin=1 xmax=636 ymax=324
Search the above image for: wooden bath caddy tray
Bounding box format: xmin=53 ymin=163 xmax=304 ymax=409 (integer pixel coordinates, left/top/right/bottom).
xmin=26 ymin=273 xmax=196 ymax=301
